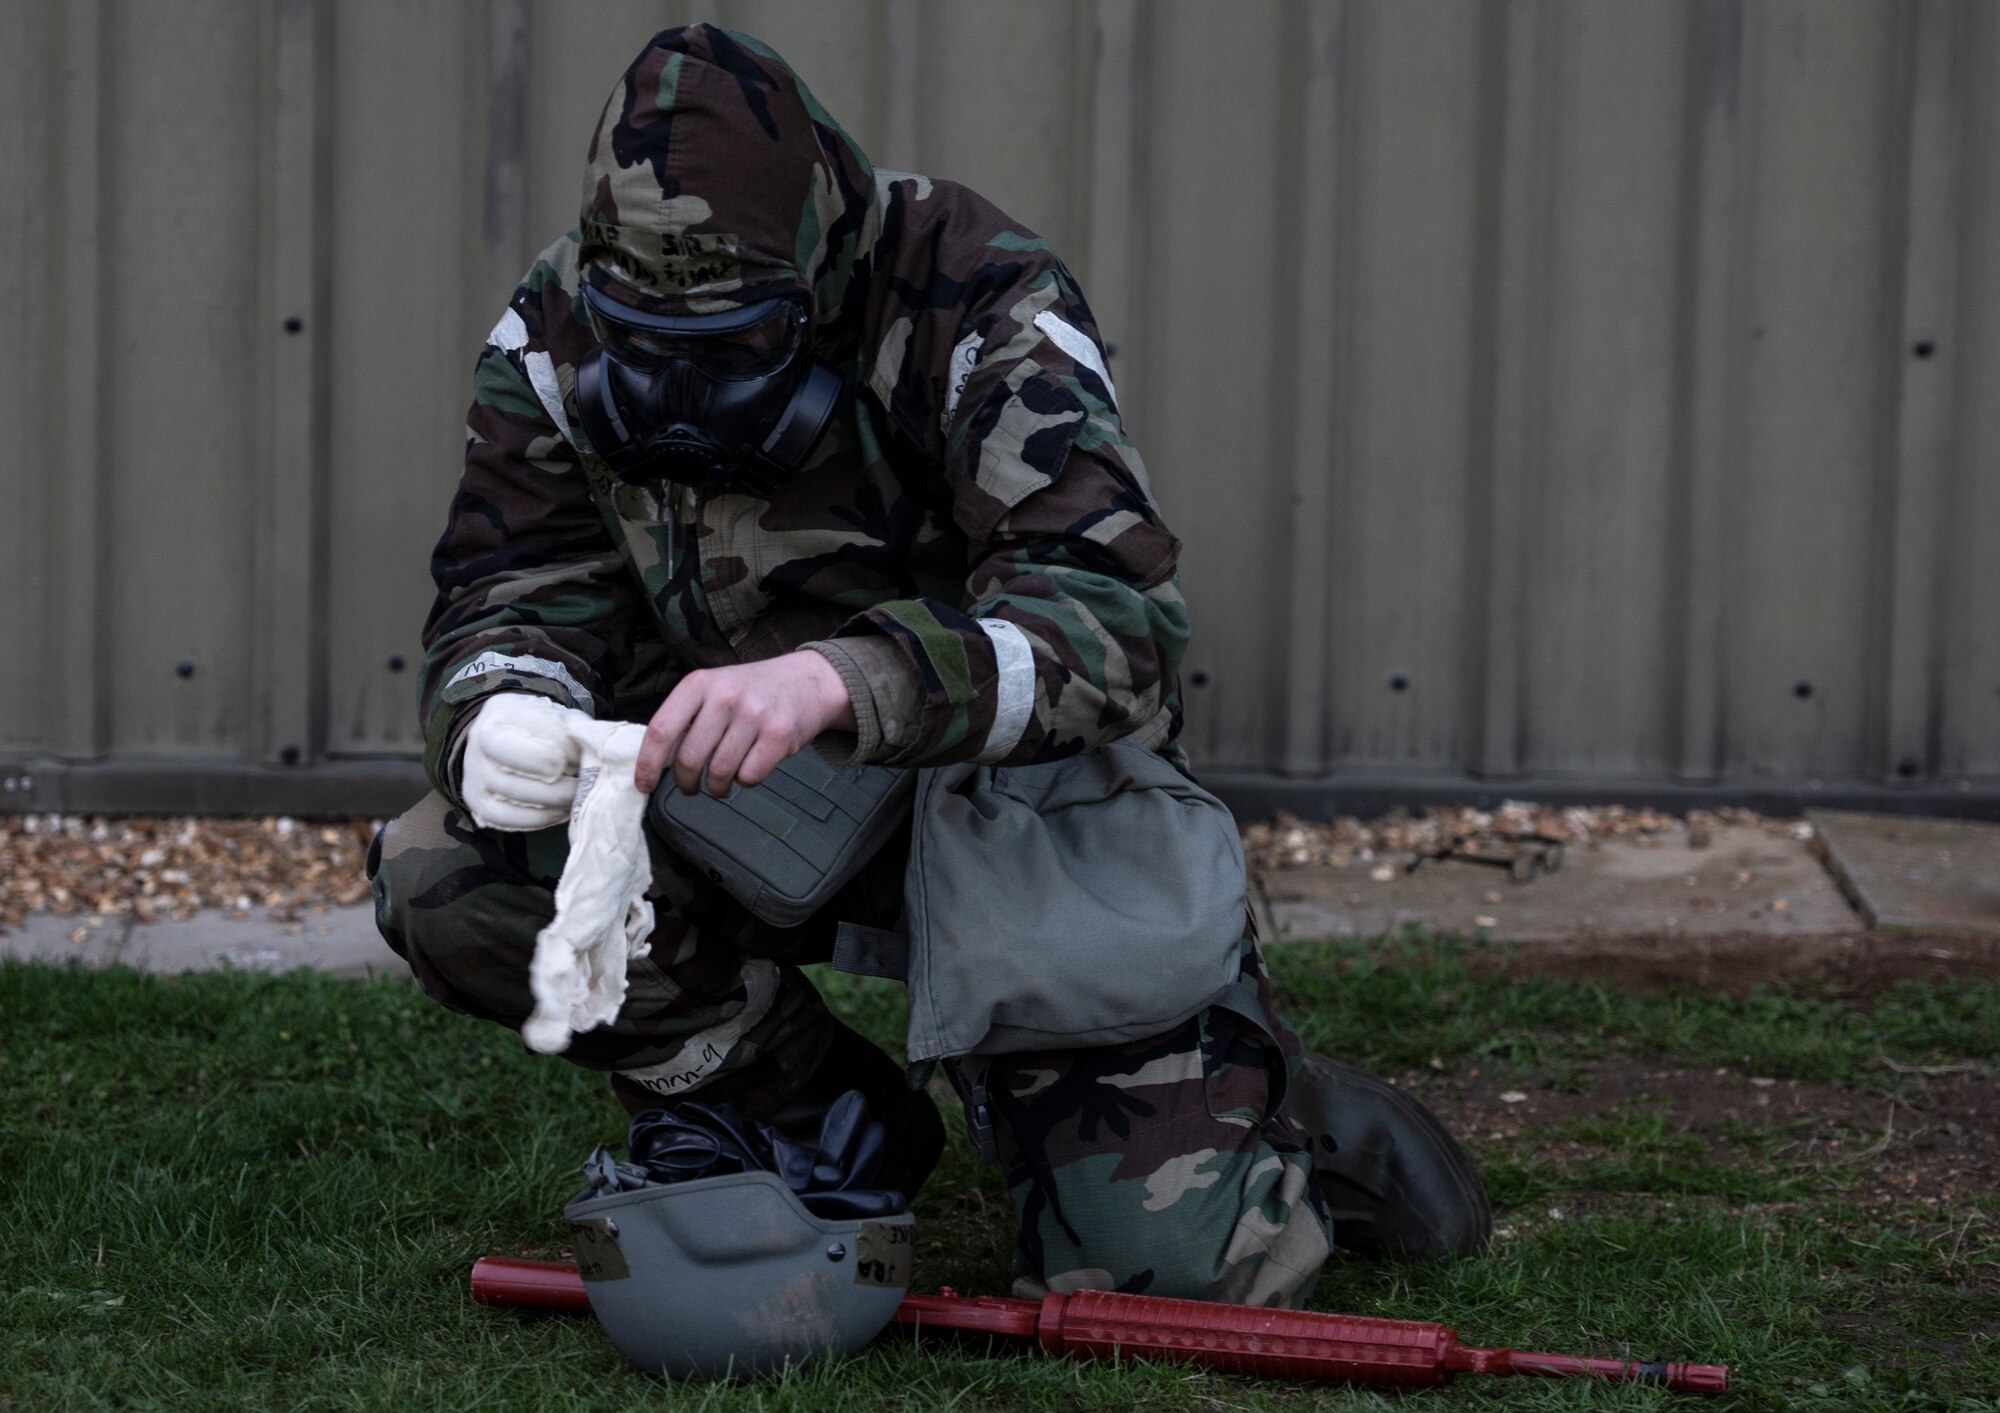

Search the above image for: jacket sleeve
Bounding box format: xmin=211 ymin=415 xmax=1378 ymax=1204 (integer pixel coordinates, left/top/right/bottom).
xmin=807 ymin=217 xmax=1187 ymax=769
xmin=417 ymin=264 xmax=644 ymax=804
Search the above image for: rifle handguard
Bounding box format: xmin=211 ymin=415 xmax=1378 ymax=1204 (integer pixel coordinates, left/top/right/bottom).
xmin=471 ymin=1257 xmax=1728 ymax=1393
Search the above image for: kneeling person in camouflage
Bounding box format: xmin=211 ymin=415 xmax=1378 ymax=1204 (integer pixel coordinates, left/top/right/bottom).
xmin=369 ymin=24 xmax=1487 ymax=1307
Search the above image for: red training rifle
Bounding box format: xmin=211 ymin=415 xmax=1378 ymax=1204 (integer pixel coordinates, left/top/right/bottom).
xmin=470 ymin=1255 xmax=1729 ymax=1393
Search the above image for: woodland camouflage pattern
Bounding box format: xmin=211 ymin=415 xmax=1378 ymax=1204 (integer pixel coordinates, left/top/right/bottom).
xmin=419 ymin=23 xmax=1187 ymax=795
xmin=990 ymin=939 xmax=1333 ymax=1305
xmin=370 ymin=789 xmax=1329 ymax=1306
xmin=380 ymin=26 xmax=1331 ymax=1306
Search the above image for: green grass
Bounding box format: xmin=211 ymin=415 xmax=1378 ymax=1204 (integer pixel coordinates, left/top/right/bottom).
xmin=1 ymin=940 xmax=1995 ymax=1410
xmin=1275 ymin=939 xmax=2000 ymax=1083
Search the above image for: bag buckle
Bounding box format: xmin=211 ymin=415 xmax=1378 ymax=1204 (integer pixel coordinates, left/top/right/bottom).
xmin=946 ymin=1058 xmax=1000 ymax=1165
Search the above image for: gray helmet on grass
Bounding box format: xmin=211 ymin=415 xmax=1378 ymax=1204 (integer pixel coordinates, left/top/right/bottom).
xmin=565 ymin=1167 xmax=913 ymax=1378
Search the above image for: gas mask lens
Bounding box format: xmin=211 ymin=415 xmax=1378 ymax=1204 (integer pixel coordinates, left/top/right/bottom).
xmin=584 ymin=287 xmax=806 ymax=381
xmin=576 ymin=278 xmax=842 ymax=496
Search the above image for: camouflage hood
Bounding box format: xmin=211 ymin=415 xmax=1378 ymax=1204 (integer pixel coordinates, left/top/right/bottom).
xmin=427 ymin=26 xmax=1189 ymax=800
xmin=578 ymin=25 xmax=875 ymax=330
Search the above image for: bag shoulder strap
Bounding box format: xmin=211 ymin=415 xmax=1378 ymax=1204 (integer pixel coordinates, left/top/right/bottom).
xmin=832 ymin=922 xmax=909 ymax=981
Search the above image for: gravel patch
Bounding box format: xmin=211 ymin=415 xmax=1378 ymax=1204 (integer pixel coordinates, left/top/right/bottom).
xmin=1242 ymin=802 xmax=1809 ymax=873
xmin=2 ymin=815 xmax=378 ymax=931
xmin=2 ymin=802 xmax=1809 ymax=936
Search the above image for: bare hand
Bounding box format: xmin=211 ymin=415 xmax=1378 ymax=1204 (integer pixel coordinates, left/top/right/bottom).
xmin=636 ymin=651 xmax=858 ymax=796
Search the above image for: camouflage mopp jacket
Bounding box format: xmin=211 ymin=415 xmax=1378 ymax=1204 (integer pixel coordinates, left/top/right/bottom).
xmin=418 ymin=25 xmax=1189 ymax=803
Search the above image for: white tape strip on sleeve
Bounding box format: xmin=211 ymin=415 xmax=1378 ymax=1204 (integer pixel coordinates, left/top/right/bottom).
xmin=977 ymin=617 xmax=1036 ymax=760
xmin=523 ymin=350 xmax=577 ymax=447
xmin=446 ymin=650 xmax=595 ymax=714
xmin=485 ymin=306 xmax=576 ymax=447
xmin=488 ymin=308 xmax=529 ymax=351
xmin=1033 ymin=310 xmax=1117 ymax=407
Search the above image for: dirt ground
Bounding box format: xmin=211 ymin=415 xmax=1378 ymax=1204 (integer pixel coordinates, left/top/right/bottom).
xmin=1468 ymin=929 xmax=2000 ymax=992
xmin=1406 ymin=1055 xmax=1999 ymax=1210
xmin=1364 ymin=932 xmax=2000 ymax=1213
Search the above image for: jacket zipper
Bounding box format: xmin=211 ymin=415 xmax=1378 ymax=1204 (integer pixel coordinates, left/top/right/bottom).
xmin=666 ymin=481 xmax=702 ymax=586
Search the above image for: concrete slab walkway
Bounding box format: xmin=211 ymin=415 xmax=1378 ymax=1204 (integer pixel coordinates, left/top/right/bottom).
xmin=1255 ymin=824 xmax=1859 ymax=943
xmin=0 ymin=904 xmax=407 ymax=980
xmin=8 ymin=811 xmax=2000 ymax=976
xmin=1810 ymin=809 xmax=2000 ymax=932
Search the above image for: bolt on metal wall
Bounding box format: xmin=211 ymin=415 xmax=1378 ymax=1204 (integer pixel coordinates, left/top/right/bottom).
xmin=1 ymin=0 xmax=1995 ymax=811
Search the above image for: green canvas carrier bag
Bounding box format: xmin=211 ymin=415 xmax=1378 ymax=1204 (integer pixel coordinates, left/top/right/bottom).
xmin=648 ymin=734 xmax=1247 ymax=1066
xmin=650 ymin=734 xmax=1255 ymax=1163
xmin=831 ymin=735 xmax=1250 ymax=1065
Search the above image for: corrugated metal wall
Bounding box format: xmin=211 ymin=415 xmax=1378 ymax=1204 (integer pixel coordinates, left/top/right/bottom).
xmin=3 ymin=0 xmax=1997 ymax=814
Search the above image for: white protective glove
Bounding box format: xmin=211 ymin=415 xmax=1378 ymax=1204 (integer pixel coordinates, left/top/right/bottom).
xmin=458 ymin=693 xmax=588 ymax=832
xmin=521 ymin=716 xmax=654 ymax=1054
xmin=455 ymin=694 xmax=654 ymax=1054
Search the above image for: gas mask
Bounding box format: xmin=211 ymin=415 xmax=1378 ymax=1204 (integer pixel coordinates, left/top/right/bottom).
xmin=575 ymin=282 xmax=842 ymax=496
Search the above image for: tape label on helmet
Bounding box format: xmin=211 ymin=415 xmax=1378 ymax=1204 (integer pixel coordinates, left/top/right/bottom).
xmin=853 ymin=1222 xmax=912 ymax=1287
xmin=570 ymin=1217 xmax=631 ymax=1282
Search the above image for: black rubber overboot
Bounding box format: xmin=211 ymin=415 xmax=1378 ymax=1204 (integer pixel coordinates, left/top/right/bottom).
xmin=1286 ymin=1051 xmax=1492 ymax=1259
xmin=607 ymin=1018 xmax=944 ymax=1204
xmin=766 ymin=1019 xmax=944 ymax=1204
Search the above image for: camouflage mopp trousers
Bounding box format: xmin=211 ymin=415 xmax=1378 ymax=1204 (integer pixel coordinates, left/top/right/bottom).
xmin=369 ymin=791 xmax=1334 ymax=1306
